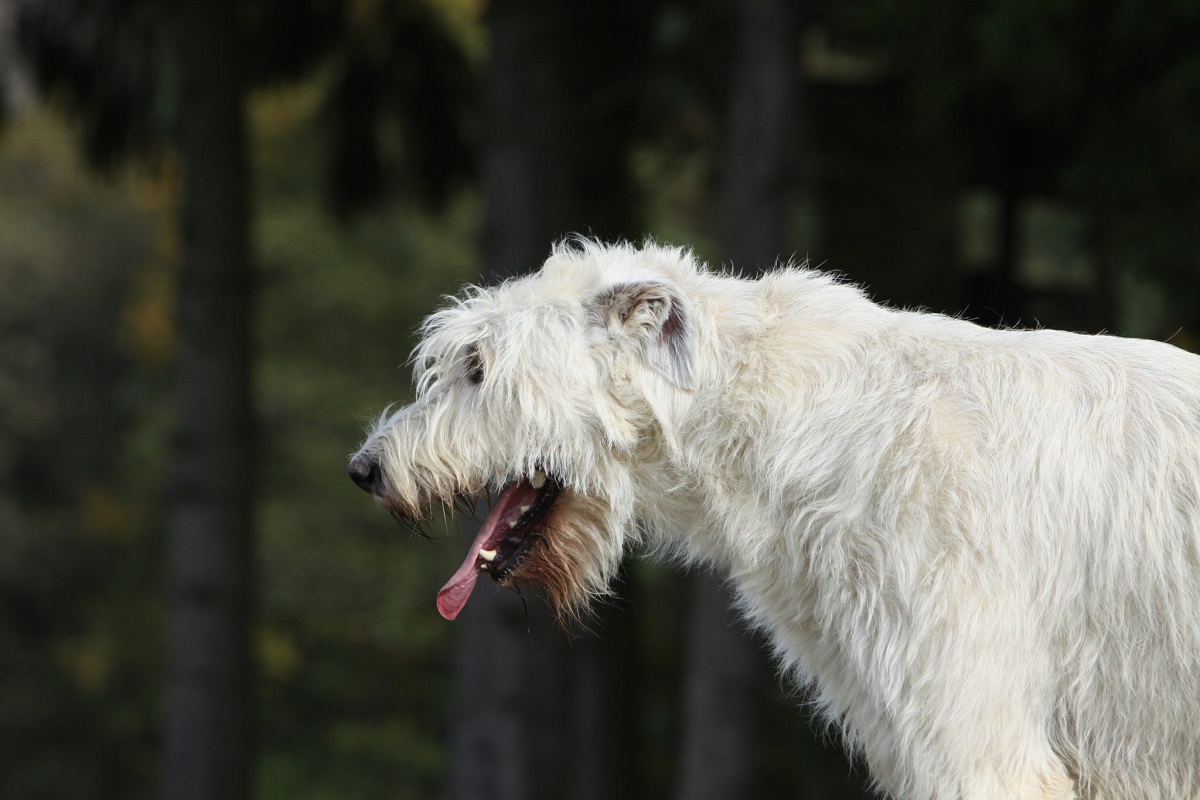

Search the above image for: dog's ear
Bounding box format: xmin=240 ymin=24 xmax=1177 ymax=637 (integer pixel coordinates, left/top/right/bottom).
xmin=593 ymin=281 xmax=695 ymax=390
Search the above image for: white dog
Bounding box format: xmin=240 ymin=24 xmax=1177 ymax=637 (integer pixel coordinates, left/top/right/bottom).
xmin=349 ymin=240 xmax=1200 ymax=799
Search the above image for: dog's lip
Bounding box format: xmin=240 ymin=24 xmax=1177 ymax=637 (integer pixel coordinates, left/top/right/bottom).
xmin=436 ymin=471 xmax=558 ymax=620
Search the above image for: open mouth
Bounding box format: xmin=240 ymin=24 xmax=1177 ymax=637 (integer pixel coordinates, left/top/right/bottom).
xmin=436 ymin=469 xmax=560 ymax=620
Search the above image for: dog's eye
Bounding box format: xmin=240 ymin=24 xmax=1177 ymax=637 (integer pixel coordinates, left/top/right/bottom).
xmin=464 ymin=344 xmax=484 ymax=385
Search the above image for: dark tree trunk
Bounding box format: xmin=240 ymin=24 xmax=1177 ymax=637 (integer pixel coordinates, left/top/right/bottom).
xmin=444 ymin=3 xmax=574 ymax=800
xmin=477 ymin=0 xmax=572 ymax=281
xmin=676 ymin=573 xmax=769 ymax=800
xmin=161 ymin=1 xmax=254 ymax=799
xmin=572 ymin=572 xmax=642 ymax=800
xmin=719 ymin=0 xmax=805 ymax=275
xmin=678 ymin=1 xmax=803 ymax=797
xmin=445 ymin=587 xmax=559 ymax=800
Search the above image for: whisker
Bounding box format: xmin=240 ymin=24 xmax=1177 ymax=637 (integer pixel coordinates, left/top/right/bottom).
xmin=454 ymin=494 xmax=481 ymax=522
xmin=389 ymin=507 xmax=435 ymax=540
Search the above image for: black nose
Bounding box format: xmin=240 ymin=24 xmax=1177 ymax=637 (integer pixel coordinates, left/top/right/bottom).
xmin=348 ymin=456 xmax=382 ymax=493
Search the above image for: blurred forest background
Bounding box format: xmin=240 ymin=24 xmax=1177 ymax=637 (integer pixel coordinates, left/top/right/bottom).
xmin=3 ymin=0 xmax=1200 ymax=798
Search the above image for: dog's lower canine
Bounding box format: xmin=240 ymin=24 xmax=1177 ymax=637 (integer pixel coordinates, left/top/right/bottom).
xmin=349 ymin=240 xmax=1200 ymax=800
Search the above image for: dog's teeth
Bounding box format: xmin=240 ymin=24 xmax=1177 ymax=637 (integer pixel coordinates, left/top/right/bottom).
xmin=519 ymin=504 xmax=531 ymax=515
xmin=479 ymin=548 xmax=497 ymax=562
xmin=531 ymin=470 xmax=546 ymax=489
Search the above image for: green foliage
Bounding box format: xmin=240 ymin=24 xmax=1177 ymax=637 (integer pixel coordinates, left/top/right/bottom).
xmin=0 ymin=111 xmax=169 ymax=800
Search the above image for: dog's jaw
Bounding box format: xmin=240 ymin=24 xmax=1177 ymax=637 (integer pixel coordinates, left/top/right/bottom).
xmin=436 ymin=470 xmax=560 ymax=619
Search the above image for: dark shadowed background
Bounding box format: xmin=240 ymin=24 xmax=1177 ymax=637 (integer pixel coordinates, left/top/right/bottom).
xmin=3 ymin=0 xmax=1200 ymax=798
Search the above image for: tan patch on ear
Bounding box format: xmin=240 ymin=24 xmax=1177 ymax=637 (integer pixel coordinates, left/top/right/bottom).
xmin=592 ymin=283 xmax=641 ymax=331
xmin=592 ymin=283 xmax=669 ymax=331
xmin=589 ymin=281 xmax=695 ymax=389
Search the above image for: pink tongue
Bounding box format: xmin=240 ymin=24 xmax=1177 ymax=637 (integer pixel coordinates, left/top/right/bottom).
xmin=436 ymin=479 xmax=540 ymax=620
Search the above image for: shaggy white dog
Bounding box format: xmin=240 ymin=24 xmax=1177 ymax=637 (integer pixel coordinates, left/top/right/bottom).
xmin=349 ymin=240 xmax=1200 ymax=799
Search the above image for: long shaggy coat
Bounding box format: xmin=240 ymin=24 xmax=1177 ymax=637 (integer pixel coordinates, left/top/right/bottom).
xmin=351 ymin=241 xmax=1200 ymax=799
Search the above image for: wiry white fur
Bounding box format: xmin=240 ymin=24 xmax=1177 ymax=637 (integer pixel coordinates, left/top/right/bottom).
xmin=353 ymin=240 xmax=1200 ymax=799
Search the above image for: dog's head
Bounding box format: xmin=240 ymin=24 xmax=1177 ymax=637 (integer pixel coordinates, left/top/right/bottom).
xmin=348 ymin=240 xmax=700 ymax=621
